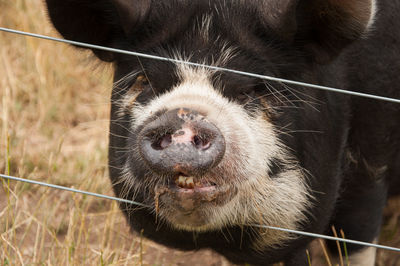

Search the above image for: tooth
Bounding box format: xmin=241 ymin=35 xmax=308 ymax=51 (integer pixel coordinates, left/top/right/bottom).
xmin=186 ymin=177 xmax=194 ymax=189
xmin=177 ymin=175 xmax=187 ymax=187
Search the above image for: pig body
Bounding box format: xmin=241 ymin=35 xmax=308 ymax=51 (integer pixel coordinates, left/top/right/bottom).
xmin=45 ymin=0 xmax=400 ymax=265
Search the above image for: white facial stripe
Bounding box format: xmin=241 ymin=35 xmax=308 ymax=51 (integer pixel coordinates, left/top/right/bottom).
xmin=198 ymin=14 xmax=212 ymax=43
xmin=367 ymin=0 xmax=378 ymax=29
xmin=127 ymin=63 xmax=312 ymax=249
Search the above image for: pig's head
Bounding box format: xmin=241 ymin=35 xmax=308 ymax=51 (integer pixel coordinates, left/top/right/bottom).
xmin=45 ymin=0 xmax=376 ymax=263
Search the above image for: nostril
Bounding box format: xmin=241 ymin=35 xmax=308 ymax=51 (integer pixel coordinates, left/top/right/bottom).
xmin=152 ymin=134 xmax=172 ymax=150
xmin=193 ymin=135 xmax=211 ymax=150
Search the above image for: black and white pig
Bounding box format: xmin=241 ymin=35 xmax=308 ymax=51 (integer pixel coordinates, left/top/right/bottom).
xmin=45 ymin=0 xmax=400 ymax=265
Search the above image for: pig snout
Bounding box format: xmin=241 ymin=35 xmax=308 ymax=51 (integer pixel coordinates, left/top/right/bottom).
xmin=138 ymin=108 xmax=226 ymax=176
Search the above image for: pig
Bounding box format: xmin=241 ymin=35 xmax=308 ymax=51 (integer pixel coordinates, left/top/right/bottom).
xmin=44 ymin=0 xmax=400 ymax=265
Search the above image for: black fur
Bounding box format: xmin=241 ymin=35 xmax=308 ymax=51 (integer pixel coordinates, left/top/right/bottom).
xmin=45 ymin=0 xmax=400 ymax=265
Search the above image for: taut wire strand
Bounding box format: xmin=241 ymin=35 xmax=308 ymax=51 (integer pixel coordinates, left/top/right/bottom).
xmin=1 ymin=173 xmax=400 ymax=253
xmin=0 ymin=174 xmax=150 ymax=208
xmin=250 ymin=224 xmax=400 ymax=253
xmin=1 ymin=26 xmax=400 ymax=104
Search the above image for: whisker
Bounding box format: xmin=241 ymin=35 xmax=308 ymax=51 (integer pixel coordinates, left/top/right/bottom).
xmin=280 ymin=82 xmax=321 ymax=112
xmin=137 ymin=56 xmax=156 ymax=96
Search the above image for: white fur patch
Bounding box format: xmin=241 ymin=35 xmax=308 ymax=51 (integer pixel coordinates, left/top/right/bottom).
xmin=330 ymin=238 xmax=377 ymax=266
xmin=348 ymin=238 xmax=377 ymax=266
xmin=122 ymin=61 xmax=312 ymax=249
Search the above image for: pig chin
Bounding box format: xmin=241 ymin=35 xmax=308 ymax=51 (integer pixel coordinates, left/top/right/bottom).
xmin=153 ymin=175 xmax=238 ymax=230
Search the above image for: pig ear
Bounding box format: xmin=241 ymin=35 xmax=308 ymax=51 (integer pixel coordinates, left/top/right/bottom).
xmin=297 ymin=0 xmax=377 ymax=63
xmin=45 ymin=0 xmax=150 ymax=62
xmin=259 ymin=0 xmax=376 ymax=63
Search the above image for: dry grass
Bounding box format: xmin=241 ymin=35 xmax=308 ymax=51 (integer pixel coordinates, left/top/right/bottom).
xmin=0 ymin=0 xmax=228 ymax=265
xmin=0 ymin=0 xmax=399 ymax=265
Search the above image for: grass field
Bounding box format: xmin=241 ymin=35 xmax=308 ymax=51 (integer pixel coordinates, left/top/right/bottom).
xmin=1 ymin=0 xmax=399 ymax=265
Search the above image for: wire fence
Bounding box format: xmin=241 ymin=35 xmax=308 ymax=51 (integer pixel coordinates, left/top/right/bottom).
xmin=1 ymin=173 xmax=400 ymax=253
xmin=1 ymin=27 xmax=400 ymax=104
xmin=1 ymin=26 xmax=400 ymax=254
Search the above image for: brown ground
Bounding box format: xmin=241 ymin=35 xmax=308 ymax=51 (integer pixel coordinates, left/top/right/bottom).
xmin=1 ymin=0 xmax=399 ymax=265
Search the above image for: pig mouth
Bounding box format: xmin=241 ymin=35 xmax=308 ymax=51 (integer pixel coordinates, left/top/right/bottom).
xmin=153 ymin=173 xmax=237 ymax=227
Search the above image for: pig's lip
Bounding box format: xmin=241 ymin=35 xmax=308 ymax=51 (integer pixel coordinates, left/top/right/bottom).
xmin=154 ymin=180 xmax=235 ymax=213
xmin=165 ymin=183 xmax=222 ymax=198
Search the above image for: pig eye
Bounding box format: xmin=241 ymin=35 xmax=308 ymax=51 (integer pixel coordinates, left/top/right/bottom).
xmin=136 ymin=74 xmax=149 ymax=85
xmin=129 ymin=74 xmax=150 ymax=92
